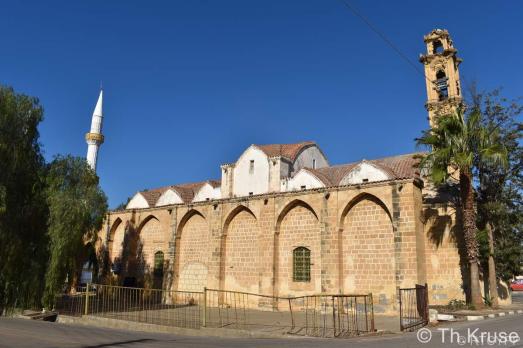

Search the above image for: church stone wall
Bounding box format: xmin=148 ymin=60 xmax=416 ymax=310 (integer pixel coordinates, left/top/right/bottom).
xmin=98 ymin=179 xmax=464 ymax=312
xmin=110 ymin=219 xmax=126 ymax=262
xmin=223 ymin=209 xmax=260 ymax=294
xmin=423 ymin=203 xmax=466 ymax=304
xmin=138 ymin=217 xmax=165 ymax=274
xmin=277 ymin=203 xmax=322 ymax=297
xmin=341 ymin=195 xmax=395 ymax=309
xmin=177 ymin=212 xmax=209 ymax=292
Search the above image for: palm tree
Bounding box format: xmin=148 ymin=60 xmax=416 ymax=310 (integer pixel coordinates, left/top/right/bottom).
xmin=416 ymin=108 xmax=507 ymax=308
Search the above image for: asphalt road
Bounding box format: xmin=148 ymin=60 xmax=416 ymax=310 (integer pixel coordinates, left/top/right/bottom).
xmin=0 ymin=314 xmax=522 ymax=348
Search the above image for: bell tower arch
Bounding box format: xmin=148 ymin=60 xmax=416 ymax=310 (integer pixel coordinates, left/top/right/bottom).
xmin=420 ymin=29 xmax=463 ymax=127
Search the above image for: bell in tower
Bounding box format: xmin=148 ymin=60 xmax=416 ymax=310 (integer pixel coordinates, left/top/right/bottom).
xmin=419 ymin=29 xmax=463 ymax=127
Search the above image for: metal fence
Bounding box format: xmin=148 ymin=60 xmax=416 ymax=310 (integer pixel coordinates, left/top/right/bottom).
xmin=54 ymin=286 xmax=87 ymax=317
xmin=399 ymin=283 xmax=428 ymax=332
xmin=56 ymin=284 xmax=203 ymax=329
xmin=55 ymin=284 xmax=375 ymax=338
xmin=204 ymin=288 xmax=293 ymax=334
xmin=288 ymin=294 xmax=374 ymax=337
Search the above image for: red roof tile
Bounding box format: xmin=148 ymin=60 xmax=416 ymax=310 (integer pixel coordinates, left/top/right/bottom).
xmin=370 ymin=153 xmax=422 ymax=180
xmin=138 ymin=180 xmax=221 ymax=206
xmin=255 ymin=141 xmax=316 ymax=162
xmin=140 ymin=186 xmax=171 ymax=207
xmin=207 ymin=180 xmax=221 ymax=188
xmin=135 ymin=153 xmax=421 ymax=208
xmin=308 ymin=163 xmax=358 ymax=186
xmin=306 ymin=153 xmax=421 ymax=186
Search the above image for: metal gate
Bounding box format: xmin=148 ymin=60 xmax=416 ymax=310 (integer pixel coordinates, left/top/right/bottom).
xmin=399 ymin=283 xmax=428 ymax=331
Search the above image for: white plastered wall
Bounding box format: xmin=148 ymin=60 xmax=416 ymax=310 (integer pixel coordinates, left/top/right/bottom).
xmin=232 ymin=146 xmax=269 ymax=197
xmin=193 ymin=183 xmax=222 ymax=202
xmin=156 ymin=189 xmax=183 ymax=206
xmin=126 ymin=193 xmax=149 ymax=209
xmin=283 ymin=170 xmax=325 ymax=192
xmin=220 ymin=165 xmax=234 ymax=198
xmin=339 ymin=162 xmax=390 ymax=185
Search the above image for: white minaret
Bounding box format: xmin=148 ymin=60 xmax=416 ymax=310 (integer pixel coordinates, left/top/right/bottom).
xmin=85 ymin=89 xmax=104 ymax=171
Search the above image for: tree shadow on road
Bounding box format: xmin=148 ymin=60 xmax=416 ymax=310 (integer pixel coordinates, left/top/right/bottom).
xmin=81 ymin=338 xmax=156 ymax=348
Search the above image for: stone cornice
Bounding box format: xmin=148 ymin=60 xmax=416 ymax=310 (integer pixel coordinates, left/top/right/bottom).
xmin=425 ymin=96 xmax=463 ymax=110
xmin=419 ymin=48 xmax=458 ymax=64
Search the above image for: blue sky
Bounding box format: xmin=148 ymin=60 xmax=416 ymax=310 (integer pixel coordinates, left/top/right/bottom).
xmin=1 ymin=1 xmax=521 ymax=208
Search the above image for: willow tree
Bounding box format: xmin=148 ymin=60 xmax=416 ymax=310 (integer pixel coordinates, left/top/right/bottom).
xmin=43 ymin=155 xmax=107 ymax=307
xmin=0 ymin=86 xmax=49 ymax=313
xmin=416 ymin=109 xmax=507 ymax=308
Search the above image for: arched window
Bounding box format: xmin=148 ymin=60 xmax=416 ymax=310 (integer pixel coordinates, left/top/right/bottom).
xmin=293 ymin=247 xmax=311 ymax=282
xmin=433 ymin=40 xmax=443 ymax=54
xmin=435 ymin=70 xmax=448 ymax=101
xmin=154 ymin=251 xmax=164 ymax=277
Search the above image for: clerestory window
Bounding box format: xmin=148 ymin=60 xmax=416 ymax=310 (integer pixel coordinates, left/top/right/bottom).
xmin=293 ymin=247 xmax=311 ymax=282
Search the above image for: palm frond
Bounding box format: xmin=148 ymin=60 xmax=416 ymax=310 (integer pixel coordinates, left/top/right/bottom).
xmin=416 ymin=107 xmax=509 ymax=187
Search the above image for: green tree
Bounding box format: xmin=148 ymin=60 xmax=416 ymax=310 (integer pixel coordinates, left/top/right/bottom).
xmin=416 ymin=109 xmax=507 ymax=308
xmin=43 ymin=155 xmax=107 ymax=307
xmin=0 ymin=86 xmax=49 ymax=314
xmin=473 ymin=88 xmax=523 ymax=305
xmin=114 ymin=197 xmax=131 ymax=211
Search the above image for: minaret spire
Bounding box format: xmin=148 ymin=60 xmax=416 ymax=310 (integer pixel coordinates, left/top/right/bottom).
xmin=85 ymin=89 xmax=104 ymax=171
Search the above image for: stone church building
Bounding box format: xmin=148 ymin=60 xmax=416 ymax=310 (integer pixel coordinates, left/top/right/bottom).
xmin=97 ymin=29 xmax=466 ymax=312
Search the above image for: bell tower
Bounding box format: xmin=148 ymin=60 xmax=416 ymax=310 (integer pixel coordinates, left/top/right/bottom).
xmin=420 ymin=29 xmax=463 ymax=127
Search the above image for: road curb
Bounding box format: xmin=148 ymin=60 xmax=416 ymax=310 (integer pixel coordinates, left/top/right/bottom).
xmin=435 ymin=309 xmax=523 ymax=322
xmin=463 ymin=310 xmax=523 ymax=321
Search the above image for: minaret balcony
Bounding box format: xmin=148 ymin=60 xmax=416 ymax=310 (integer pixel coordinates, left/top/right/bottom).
xmin=85 ymin=132 xmax=105 ymax=144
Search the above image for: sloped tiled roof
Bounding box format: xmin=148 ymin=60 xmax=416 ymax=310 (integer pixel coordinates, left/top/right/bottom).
xmin=207 ymin=180 xmax=221 ymax=188
xmin=137 ymin=180 xmax=222 ymax=207
xmin=140 ymin=186 xmax=171 ymax=207
xmin=370 ymin=153 xmax=422 ymax=180
xmin=170 ymin=182 xmax=204 ymax=203
xmin=306 ymin=153 xmax=421 ymax=187
xmin=255 ymin=141 xmax=315 ymax=162
xmin=132 ymin=152 xmax=421 ymax=209
xmin=308 ymin=163 xmax=358 ymax=186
